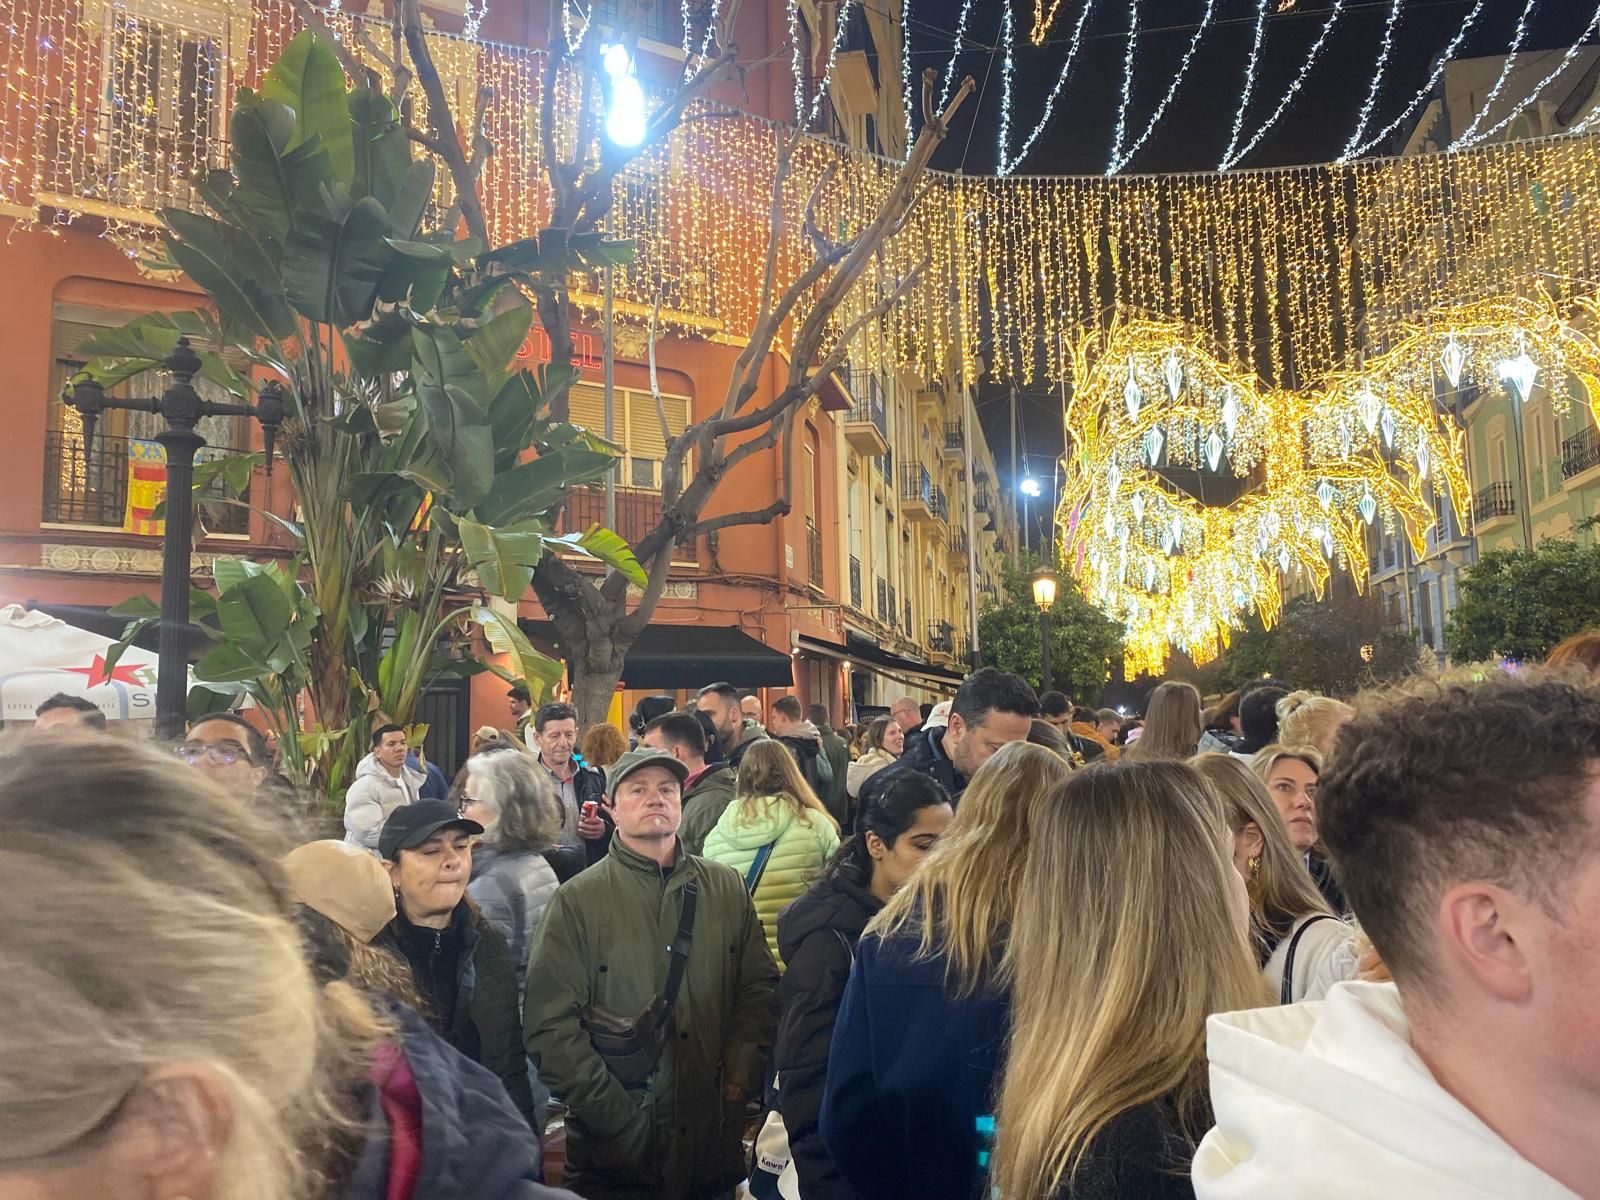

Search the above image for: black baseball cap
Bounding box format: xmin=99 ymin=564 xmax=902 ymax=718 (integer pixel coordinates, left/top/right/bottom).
xmin=379 ymin=800 xmax=483 ymax=861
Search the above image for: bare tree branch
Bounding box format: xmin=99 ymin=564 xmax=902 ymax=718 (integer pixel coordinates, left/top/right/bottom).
xmin=399 ymin=0 xmax=489 ymax=245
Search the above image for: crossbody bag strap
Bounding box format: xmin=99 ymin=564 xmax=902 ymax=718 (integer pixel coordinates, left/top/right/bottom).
xmin=661 ymin=879 xmax=699 ymax=1009
xmin=1280 ymin=913 xmax=1338 ymax=1005
xmin=744 ymin=840 xmax=778 ymax=894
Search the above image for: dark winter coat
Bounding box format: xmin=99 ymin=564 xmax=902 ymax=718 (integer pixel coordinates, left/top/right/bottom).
xmin=571 ymin=762 xmax=614 ymax=868
xmin=820 ymin=922 xmax=1009 ymax=1200
xmin=376 ymin=901 xmax=537 ymax=1129
xmin=678 ymin=763 xmax=738 ymax=856
xmin=774 ymin=871 xmax=882 ymax=1200
xmin=815 ymin=723 xmax=851 ymax=827
xmin=1049 ymin=1096 xmax=1201 ymax=1200
xmin=899 ymin=725 xmax=967 ymax=802
xmin=468 ymin=844 xmax=561 ymax=1007
xmin=341 ymin=1001 xmax=576 ymax=1200
xmin=523 ymin=836 xmax=779 ymax=1200
xmin=1308 ymin=849 xmax=1348 ymax=916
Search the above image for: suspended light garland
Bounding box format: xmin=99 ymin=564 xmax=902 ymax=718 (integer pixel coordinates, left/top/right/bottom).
xmin=1452 ymin=0 xmax=1540 ymax=148
xmin=998 ymin=0 xmax=1098 ymax=175
xmin=938 ymin=0 xmax=978 ymax=110
xmin=1108 ymin=0 xmax=1216 ymax=174
xmin=1220 ymin=0 xmax=1345 ymax=169
xmin=1341 ymin=0 xmax=1489 ymax=160
xmin=999 ymin=0 xmax=1018 ymax=173
xmin=1342 ymin=0 xmax=1404 ymax=159
xmin=1107 ymin=0 xmax=1141 ymax=173
xmin=1220 ymin=0 xmax=1272 ymax=170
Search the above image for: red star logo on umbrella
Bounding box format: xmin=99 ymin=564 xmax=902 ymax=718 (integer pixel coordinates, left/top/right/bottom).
xmin=61 ymin=653 xmax=147 ymax=687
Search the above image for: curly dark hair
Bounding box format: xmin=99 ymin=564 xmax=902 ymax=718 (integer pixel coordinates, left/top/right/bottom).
xmin=1320 ymin=670 xmax=1600 ymax=994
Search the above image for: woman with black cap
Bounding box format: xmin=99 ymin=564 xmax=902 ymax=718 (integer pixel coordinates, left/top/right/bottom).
xmin=374 ymin=799 xmax=537 ymax=1128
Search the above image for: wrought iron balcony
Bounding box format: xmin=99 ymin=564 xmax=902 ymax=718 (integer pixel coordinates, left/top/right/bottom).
xmin=927 ymin=621 xmax=954 ymax=653
xmin=849 ymin=554 xmax=863 ymax=610
xmin=876 ymin=575 xmax=889 ymax=621
xmin=806 ymin=519 xmax=824 ymax=588
xmin=43 ymin=429 xmax=248 ymax=535
xmin=899 ymin=464 xmax=937 ymax=523
xmin=557 ymin=485 xmax=697 ymax=558
xmin=1562 ymin=424 xmax=1600 ymax=480
xmin=1472 ymin=481 xmax=1516 ymax=523
xmin=940 ymin=421 xmax=964 ymax=460
xmin=842 ymin=372 xmax=890 ymax=457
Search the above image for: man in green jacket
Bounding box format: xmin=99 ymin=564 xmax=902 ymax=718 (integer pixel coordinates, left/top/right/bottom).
xmin=807 ymin=702 xmax=851 ymax=828
xmin=524 ymin=747 xmax=778 ymax=1200
xmin=641 ymin=711 xmax=736 ymax=855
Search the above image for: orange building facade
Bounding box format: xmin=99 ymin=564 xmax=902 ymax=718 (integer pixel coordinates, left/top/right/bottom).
xmin=0 ymin=0 xmax=999 ymax=769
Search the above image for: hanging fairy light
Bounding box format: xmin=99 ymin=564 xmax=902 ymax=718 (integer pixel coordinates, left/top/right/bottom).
xmin=1440 ymin=335 xmax=1465 ymax=389
xmin=1499 ymin=346 xmax=1538 ymax=404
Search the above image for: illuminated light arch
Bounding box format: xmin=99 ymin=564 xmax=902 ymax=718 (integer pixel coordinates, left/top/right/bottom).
xmin=1054 ymin=293 xmax=1600 ymax=675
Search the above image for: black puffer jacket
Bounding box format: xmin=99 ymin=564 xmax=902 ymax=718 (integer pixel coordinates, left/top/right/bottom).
xmin=377 ymin=901 xmax=536 ymax=1129
xmin=774 ymin=870 xmax=883 ymax=1200
xmin=899 ymin=725 xmax=966 ymax=802
xmin=341 ymin=1001 xmax=576 ymax=1200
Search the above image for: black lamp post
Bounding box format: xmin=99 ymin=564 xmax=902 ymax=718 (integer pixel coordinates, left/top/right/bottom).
xmin=66 ymin=337 xmax=284 ymax=740
xmin=1031 ymin=565 xmax=1058 ymax=694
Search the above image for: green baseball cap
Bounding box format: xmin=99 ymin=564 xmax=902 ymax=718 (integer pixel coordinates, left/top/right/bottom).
xmin=607 ymin=747 xmax=689 ymax=791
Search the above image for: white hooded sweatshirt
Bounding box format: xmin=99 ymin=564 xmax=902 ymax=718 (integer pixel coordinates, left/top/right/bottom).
xmin=1194 ymin=982 xmax=1581 ymax=1200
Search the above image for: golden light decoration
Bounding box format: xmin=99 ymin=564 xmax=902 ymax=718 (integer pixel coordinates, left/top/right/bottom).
xmin=5 ymin=0 xmax=1600 ymax=395
xmin=1055 ymin=293 xmax=1600 ymax=676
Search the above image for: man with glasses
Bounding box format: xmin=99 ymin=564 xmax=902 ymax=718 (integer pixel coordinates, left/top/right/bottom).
xmin=175 ymin=711 xmax=270 ymax=796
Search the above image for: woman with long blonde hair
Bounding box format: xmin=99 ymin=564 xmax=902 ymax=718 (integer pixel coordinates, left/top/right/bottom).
xmin=1193 ymin=753 xmax=1358 ymax=1003
xmin=989 ymin=759 xmax=1266 ymax=1199
xmin=1125 ymin=681 xmax=1205 ymax=760
xmin=0 ymin=732 xmax=573 ymax=1200
xmin=820 ymin=742 xmax=1072 ymax=1200
xmin=702 ymin=737 xmax=840 ymax=968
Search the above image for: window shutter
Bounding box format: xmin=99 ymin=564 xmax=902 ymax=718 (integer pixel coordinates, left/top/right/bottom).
xmin=568 ymin=382 xmax=607 ymax=436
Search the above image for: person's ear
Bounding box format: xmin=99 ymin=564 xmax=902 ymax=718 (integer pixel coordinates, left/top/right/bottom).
xmin=1438 ymin=882 xmax=1532 ymax=1003
xmin=113 ymin=1067 xmax=233 ymax=1200
xmin=1239 ymin=822 xmax=1265 ymax=862
xmin=945 ymin=713 xmax=965 ymax=741
xmin=864 ymin=831 xmax=888 ymax=861
xmin=383 ymin=857 xmax=403 ymax=887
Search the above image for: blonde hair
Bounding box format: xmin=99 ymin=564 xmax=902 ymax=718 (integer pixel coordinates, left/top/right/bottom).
xmin=734 ymin=739 xmax=839 ymax=831
xmin=1124 ymin=681 xmax=1203 ymax=760
xmin=1275 ymin=691 xmax=1354 ymax=759
xmin=1251 ymin=743 xmax=1324 ymax=785
xmin=989 ymin=760 xmax=1268 ymax=1199
xmin=869 ymin=741 xmax=1071 ymax=995
xmin=0 ymin=733 xmax=383 ymax=1199
xmin=1191 ymin=753 xmax=1332 ymax=955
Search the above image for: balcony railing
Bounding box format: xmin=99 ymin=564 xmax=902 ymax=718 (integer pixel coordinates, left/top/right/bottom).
xmin=931 ymin=485 xmax=949 ymax=524
xmin=948 ymin=527 xmax=970 ymax=558
xmin=806 ymin=519 xmax=824 ymax=587
xmin=944 ymin=422 xmax=963 ymax=452
xmin=42 ymin=430 xmax=249 ymax=535
xmin=876 ymin=576 xmax=889 ymax=622
xmin=1472 ymin=481 xmax=1516 ymax=523
xmin=556 ymin=485 xmax=696 ymax=558
xmin=900 ymin=463 xmax=933 ymax=505
xmin=849 ymin=554 xmax=862 ymax=610
xmin=927 ymin=621 xmax=954 ymax=653
xmin=1562 ymin=424 xmax=1600 ymax=480
xmin=887 ymin=583 xmax=898 ymax=628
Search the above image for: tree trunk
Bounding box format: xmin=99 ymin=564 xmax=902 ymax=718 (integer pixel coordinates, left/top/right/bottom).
xmin=569 ymin=623 xmax=629 ymax=728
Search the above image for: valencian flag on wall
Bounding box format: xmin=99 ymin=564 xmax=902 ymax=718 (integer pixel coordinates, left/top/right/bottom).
xmin=124 ymin=438 xmax=166 ymax=535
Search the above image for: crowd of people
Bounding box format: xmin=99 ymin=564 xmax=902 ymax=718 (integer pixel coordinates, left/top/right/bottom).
xmin=9 ymin=627 xmax=1600 ymax=1200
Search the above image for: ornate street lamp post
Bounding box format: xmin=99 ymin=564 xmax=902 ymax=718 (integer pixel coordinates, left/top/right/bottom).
xmin=66 ymin=337 xmax=284 ymax=739
xmin=1031 ymin=565 xmax=1059 ymax=694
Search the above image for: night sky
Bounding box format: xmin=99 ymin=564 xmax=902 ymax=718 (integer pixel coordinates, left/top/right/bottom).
xmin=907 ymin=0 xmax=1598 ymax=543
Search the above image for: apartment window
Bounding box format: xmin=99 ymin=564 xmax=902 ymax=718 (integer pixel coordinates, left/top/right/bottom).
xmin=1491 ymin=433 xmax=1509 ymax=483
xmin=94 ymin=0 xmax=230 ymax=206
xmin=567 ymin=382 xmax=691 ymax=489
xmin=46 ymin=302 xmax=247 ymax=531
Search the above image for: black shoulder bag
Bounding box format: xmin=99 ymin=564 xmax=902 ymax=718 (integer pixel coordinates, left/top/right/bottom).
xmin=580 ymin=879 xmax=699 ymax=1085
xmin=1280 ymin=913 xmax=1338 ymax=1005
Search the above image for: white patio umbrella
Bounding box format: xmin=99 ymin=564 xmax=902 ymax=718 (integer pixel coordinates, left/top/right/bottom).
xmin=0 ymin=603 xmax=175 ymax=722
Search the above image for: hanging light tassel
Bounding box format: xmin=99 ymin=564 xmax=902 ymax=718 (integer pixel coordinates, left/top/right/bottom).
xmin=1440 ymin=335 xmax=1465 ymax=389
xmin=1417 ymin=439 xmax=1430 ymax=478
xmin=1221 ymin=386 xmax=1240 ymax=438
xmin=1359 ymin=485 xmax=1377 ymax=526
xmin=1317 ymin=478 xmax=1334 ymax=510
xmin=1144 ymin=424 xmax=1165 ymax=465
xmin=1204 ymin=429 xmax=1224 ymax=471
xmin=1163 ymin=348 xmax=1184 ymax=401
xmin=1124 ymin=356 xmax=1143 ymax=420
xmin=1356 ymin=386 xmax=1382 ymax=434
xmin=1380 ymin=407 xmax=1397 ymax=449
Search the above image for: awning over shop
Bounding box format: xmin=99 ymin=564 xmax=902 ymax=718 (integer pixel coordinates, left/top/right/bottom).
xmin=797 ymin=632 xmax=966 ymax=691
xmin=23 ymin=602 xmax=209 ymax=659
xmin=0 ymin=603 xmax=176 ymax=721
xmin=521 ymin=621 xmax=794 ymax=689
